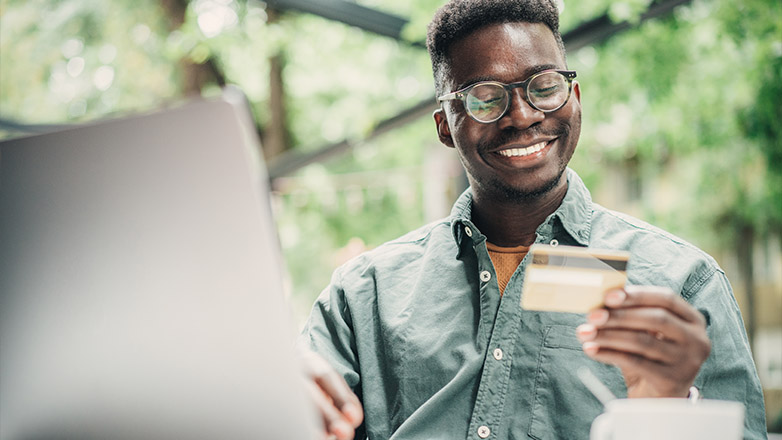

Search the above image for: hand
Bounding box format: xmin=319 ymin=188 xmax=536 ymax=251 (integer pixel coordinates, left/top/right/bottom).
xmin=298 ymin=348 xmax=364 ymax=440
xmin=575 ymin=285 xmax=711 ymax=398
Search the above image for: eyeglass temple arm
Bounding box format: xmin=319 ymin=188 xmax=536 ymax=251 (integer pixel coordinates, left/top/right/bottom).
xmin=437 ymin=91 xmax=461 ymax=103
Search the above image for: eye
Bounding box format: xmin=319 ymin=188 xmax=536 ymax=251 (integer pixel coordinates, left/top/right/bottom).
xmin=468 ymin=84 xmax=504 ymax=104
xmin=471 ymin=95 xmax=502 ymax=108
xmin=531 ymin=84 xmax=560 ymax=98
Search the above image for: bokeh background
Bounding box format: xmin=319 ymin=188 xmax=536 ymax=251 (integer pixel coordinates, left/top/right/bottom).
xmin=1 ymin=0 xmax=780 ymax=432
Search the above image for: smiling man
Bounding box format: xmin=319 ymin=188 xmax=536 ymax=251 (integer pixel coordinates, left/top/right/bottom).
xmin=298 ymin=1 xmax=767 ymax=439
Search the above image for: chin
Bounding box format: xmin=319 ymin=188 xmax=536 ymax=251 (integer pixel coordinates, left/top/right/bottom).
xmin=493 ymin=168 xmax=566 ymax=202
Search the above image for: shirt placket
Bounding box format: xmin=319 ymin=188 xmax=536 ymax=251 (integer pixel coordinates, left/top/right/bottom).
xmin=464 ymin=219 xmax=564 ymax=439
xmin=464 ymin=237 xmax=525 ymax=439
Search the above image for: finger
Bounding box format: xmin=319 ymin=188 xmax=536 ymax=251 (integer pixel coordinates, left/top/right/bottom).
xmin=605 ymin=286 xmax=705 ymax=326
xmin=581 ymin=347 xmax=690 ymax=397
xmin=312 ymin=368 xmax=364 ymax=426
xmin=304 ymin=379 xmax=357 ymax=440
xmin=298 ymin=349 xmax=364 ymax=427
xmin=587 ymin=307 xmax=691 ymax=343
xmin=584 ymin=327 xmax=679 ymax=364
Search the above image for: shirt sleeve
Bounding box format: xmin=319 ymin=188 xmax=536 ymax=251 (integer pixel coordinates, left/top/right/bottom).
xmin=687 ymin=268 xmax=768 ymax=439
xmin=297 ymin=266 xmax=362 ymax=392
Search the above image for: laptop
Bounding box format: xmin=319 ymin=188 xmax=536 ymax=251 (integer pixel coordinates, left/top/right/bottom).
xmin=0 ymin=89 xmax=319 ymax=439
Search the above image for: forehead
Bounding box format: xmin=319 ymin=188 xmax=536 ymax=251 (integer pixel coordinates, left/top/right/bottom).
xmin=445 ymin=21 xmax=565 ymax=88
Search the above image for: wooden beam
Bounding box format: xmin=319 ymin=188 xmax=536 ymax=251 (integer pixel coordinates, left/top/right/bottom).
xmin=264 ymin=0 xmax=423 ymax=47
xmin=267 ymin=98 xmax=436 ymax=181
xmin=563 ymin=0 xmax=692 ymax=52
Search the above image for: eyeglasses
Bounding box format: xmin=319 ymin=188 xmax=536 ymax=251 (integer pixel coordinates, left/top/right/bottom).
xmin=438 ymin=70 xmax=577 ymax=123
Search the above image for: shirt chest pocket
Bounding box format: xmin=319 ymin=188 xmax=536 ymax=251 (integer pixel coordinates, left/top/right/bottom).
xmin=528 ymin=325 xmax=626 ymax=440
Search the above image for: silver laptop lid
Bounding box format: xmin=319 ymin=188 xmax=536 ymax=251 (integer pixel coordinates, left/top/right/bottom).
xmin=0 ymin=89 xmax=318 ymax=439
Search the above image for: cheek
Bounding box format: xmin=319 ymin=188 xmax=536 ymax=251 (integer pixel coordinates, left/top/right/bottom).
xmin=450 ymin=116 xmax=489 ymax=148
xmin=448 ymin=111 xmax=471 ymax=135
xmin=569 ymin=111 xmax=582 ymax=141
xmin=568 ymin=100 xmax=582 ymax=130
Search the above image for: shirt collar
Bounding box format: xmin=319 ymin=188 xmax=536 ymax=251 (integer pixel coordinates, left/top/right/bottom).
xmin=552 ymin=168 xmax=592 ymax=246
xmin=449 ymin=168 xmax=592 ymax=250
xmin=449 ymin=186 xmax=481 ymax=257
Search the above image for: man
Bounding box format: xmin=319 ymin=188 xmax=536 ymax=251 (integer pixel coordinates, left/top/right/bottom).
xmin=298 ymin=1 xmax=767 ymax=439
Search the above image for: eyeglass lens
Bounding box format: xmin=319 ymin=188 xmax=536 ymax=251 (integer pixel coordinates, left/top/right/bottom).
xmin=465 ymin=72 xmax=569 ymax=122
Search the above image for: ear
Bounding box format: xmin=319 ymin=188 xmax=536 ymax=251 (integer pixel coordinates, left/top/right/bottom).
xmin=572 ymin=80 xmax=581 ymax=104
xmin=433 ymin=108 xmax=455 ymax=148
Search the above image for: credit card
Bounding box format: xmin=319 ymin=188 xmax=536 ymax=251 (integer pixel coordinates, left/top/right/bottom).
xmin=520 ymin=244 xmax=630 ymax=313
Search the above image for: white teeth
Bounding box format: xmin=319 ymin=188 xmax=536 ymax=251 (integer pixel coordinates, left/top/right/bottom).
xmin=498 ymin=141 xmax=547 ymax=157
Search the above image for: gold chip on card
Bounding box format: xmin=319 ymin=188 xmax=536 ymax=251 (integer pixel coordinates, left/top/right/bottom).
xmin=520 ymin=244 xmax=630 ymax=313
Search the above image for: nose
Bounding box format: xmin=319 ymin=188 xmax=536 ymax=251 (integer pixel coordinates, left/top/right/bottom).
xmin=496 ymin=88 xmax=545 ymax=130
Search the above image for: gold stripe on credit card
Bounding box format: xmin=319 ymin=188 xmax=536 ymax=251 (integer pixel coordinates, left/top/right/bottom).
xmin=520 ymin=244 xmax=630 ymax=313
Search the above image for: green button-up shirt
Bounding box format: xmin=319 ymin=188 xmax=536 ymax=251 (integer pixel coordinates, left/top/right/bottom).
xmin=300 ymin=169 xmax=766 ymax=440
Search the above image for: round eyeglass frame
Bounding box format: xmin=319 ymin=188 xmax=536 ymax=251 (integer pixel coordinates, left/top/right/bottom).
xmin=437 ymin=69 xmax=577 ymax=123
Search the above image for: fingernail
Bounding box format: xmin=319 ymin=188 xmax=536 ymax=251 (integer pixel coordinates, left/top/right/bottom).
xmin=342 ymin=403 xmax=361 ymax=423
xmin=330 ymin=420 xmax=352 ymax=439
xmin=583 ymin=341 xmax=599 ymax=355
xmin=605 ymin=289 xmax=626 ymax=307
xmin=587 ymin=309 xmax=609 ymax=326
xmin=576 ymin=324 xmax=597 ymax=342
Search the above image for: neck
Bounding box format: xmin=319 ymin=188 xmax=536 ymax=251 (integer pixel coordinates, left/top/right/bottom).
xmin=471 ymin=178 xmax=568 ymax=247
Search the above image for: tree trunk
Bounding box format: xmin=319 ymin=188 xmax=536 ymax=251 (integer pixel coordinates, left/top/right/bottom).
xmin=263 ymin=8 xmax=290 ymax=159
xmin=159 ymin=0 xmax=225 ymax=96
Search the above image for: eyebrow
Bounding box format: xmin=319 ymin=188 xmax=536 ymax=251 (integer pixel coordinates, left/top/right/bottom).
xmin=453 ymin=64 xmax=562 ymax=91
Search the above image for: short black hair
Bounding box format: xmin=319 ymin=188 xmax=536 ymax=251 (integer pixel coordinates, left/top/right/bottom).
xmin=426 ymin=0 xmax=565 ymax=96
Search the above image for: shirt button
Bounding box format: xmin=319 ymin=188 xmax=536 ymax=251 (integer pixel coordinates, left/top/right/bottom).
xmin=477 ymin=425 xmax=491 ymax=438
xmin=493 ymin=348 xmax=503 ymax=360
xmin=465 ymin=226 xmax=473 ymax=237
xmin=549 ymin=238 xmax=559 ymax=247
xmin=480 ymin=271 xmax=491 ymax=282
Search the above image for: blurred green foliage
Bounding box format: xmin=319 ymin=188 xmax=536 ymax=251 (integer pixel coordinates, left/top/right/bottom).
xmin=1 ymin=0 xmax=780 ymax=311
xmin=0 ymin=0 xmax=178 ymax=122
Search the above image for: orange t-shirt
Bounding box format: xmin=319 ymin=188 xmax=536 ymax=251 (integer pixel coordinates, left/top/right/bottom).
xmin=486 ymin=242 xmax=530 ymax=295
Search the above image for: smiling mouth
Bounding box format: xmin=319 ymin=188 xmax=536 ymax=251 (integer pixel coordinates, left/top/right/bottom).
xmin=496 ymin=139 xmax=553 ymax=158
